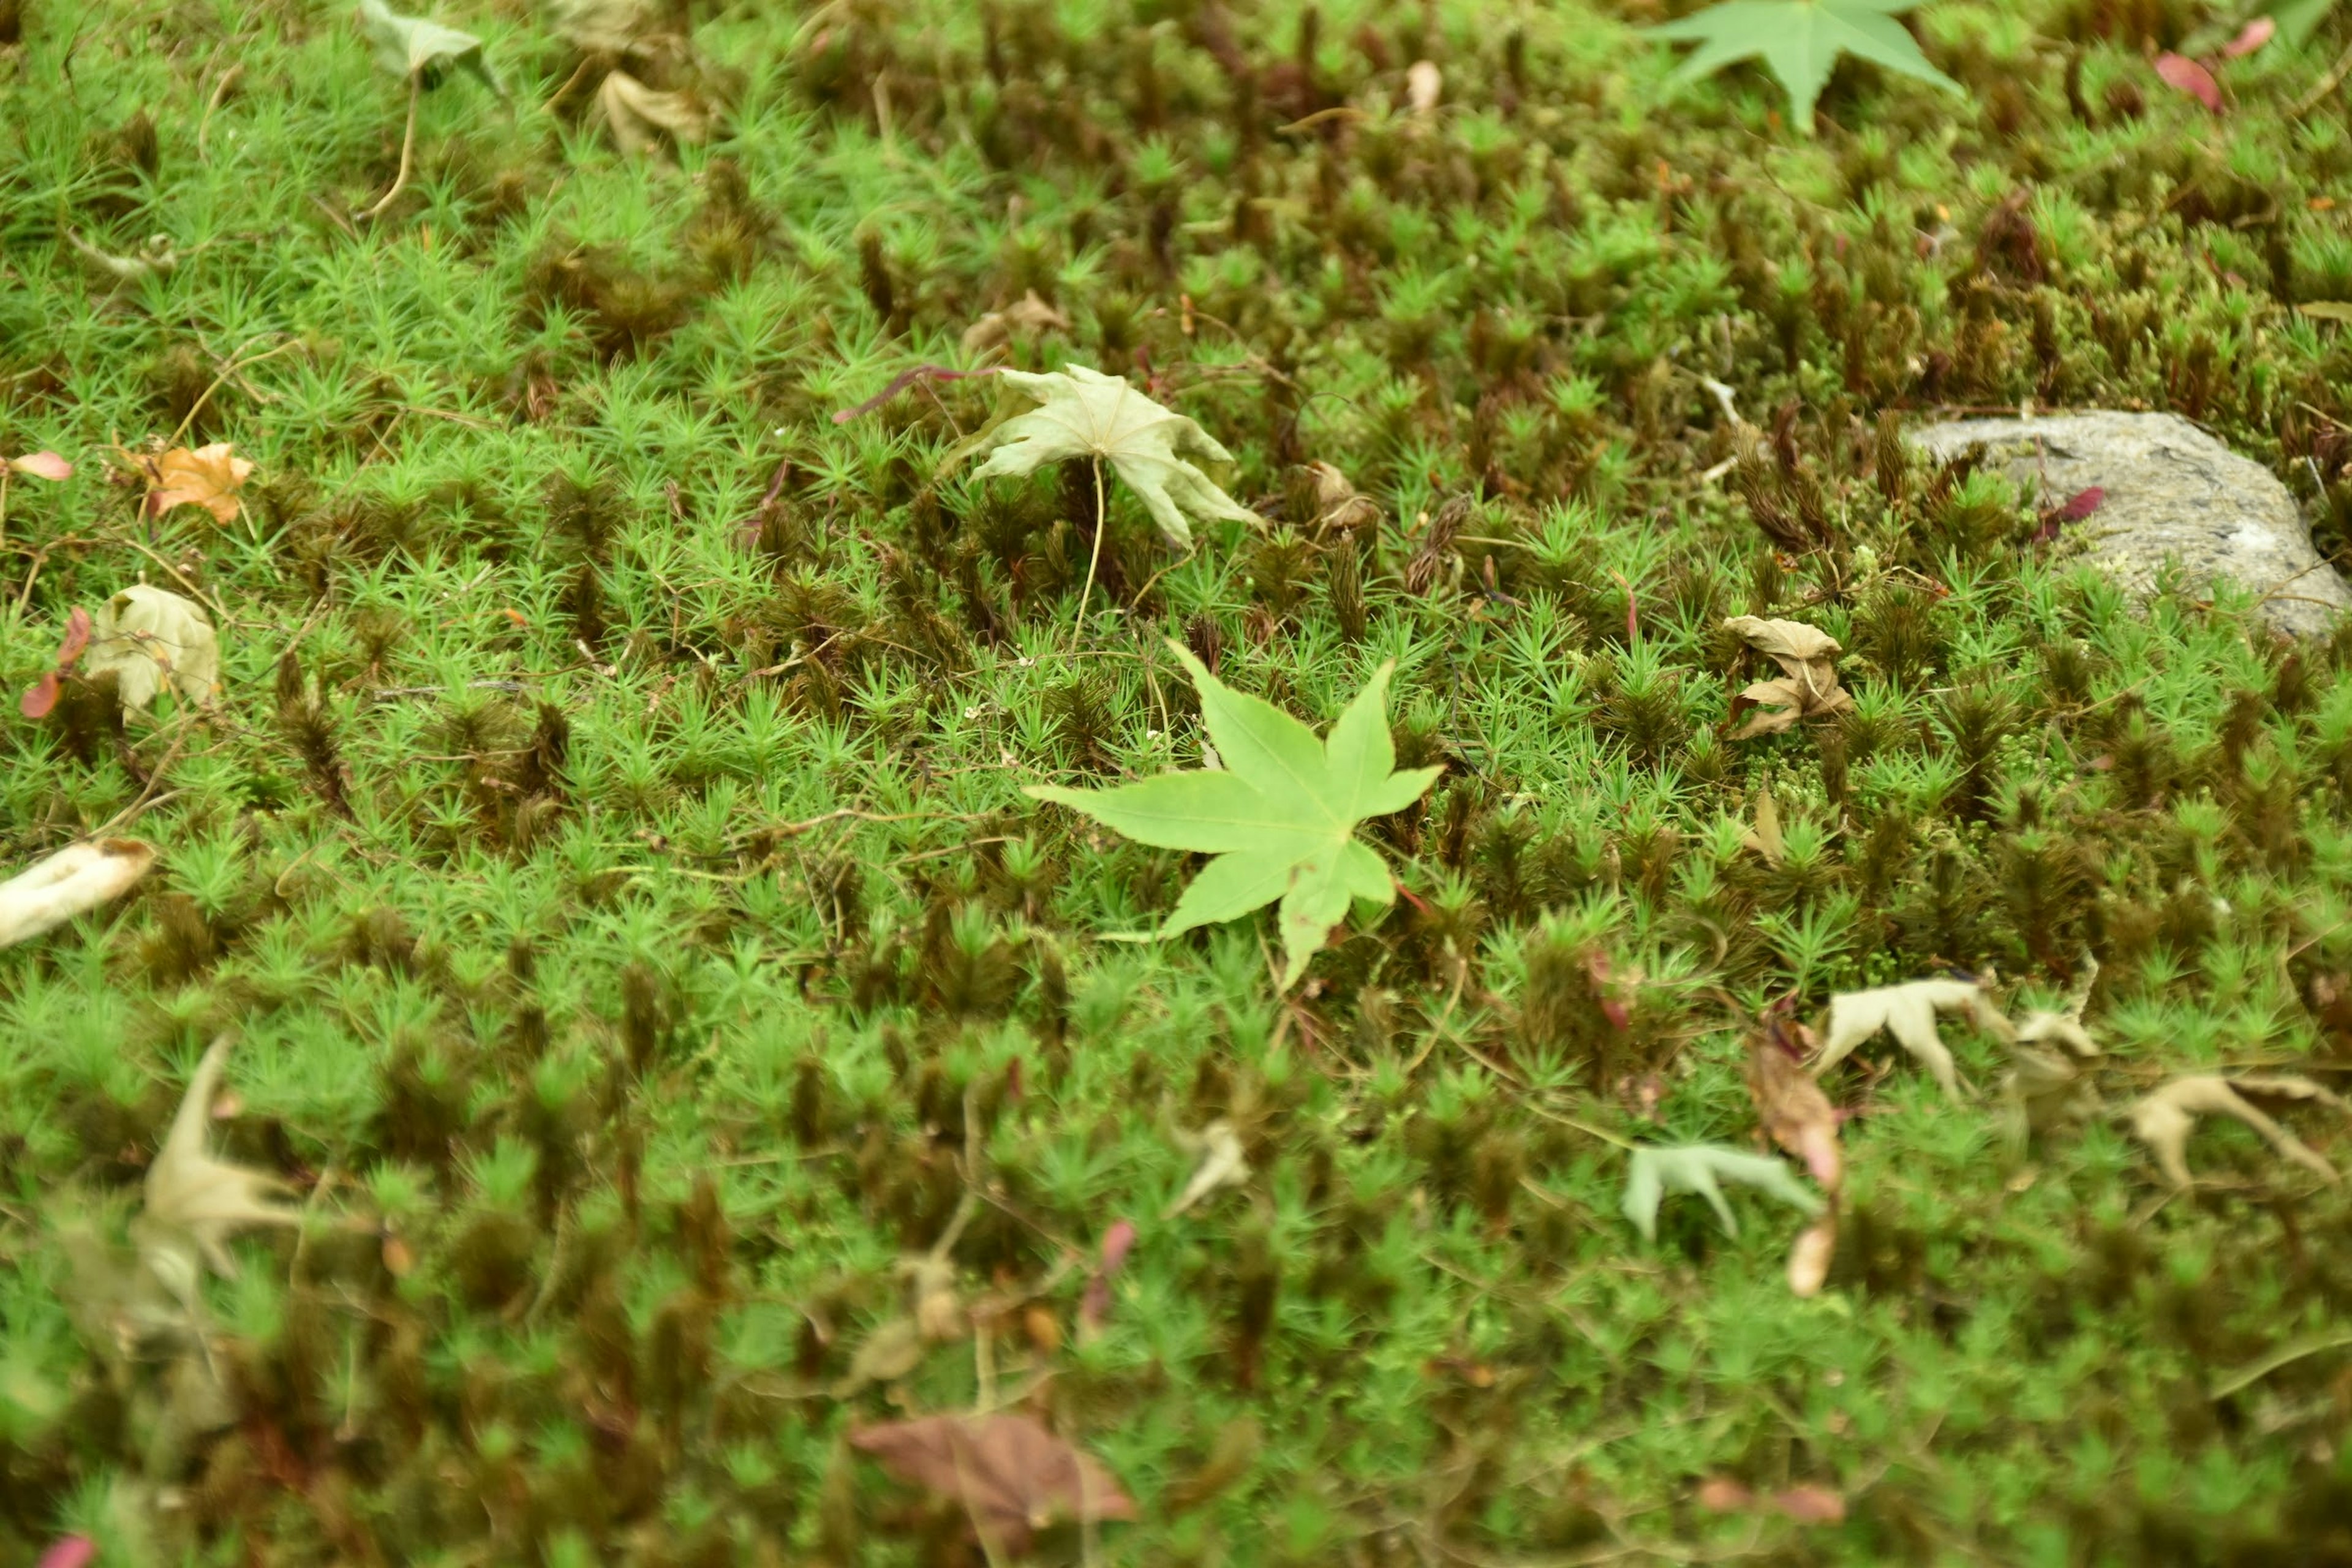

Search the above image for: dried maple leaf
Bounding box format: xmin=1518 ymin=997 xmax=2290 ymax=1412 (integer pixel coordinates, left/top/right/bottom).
xmin=2128 ymin=1074 xmax=2348 ymax=1188
xmin=850 ymin=1412 xmax=1137 ymax=1554
xmin=1722 ymin=614 xmax=1852 ymax=739
xmin=972 ymin=364 xmax=1260 ymax=551
xmin=0 ymin=839 xmax=156 ymax=948
xmin=147 ymin=443 xmax=254 ymax=524
xmin=961 ymin=290 xmax=1072 ymax=355
xmin=132 ymin=1035 xmax=299 ymax=1306
xmin=1814 ymin=976 xmax=2013 ymax=1101
xmin=1620 ymin=1144 xmax=1823 ymax=1242
xmin=1302 ymin=460 xmax=1381 ymax=534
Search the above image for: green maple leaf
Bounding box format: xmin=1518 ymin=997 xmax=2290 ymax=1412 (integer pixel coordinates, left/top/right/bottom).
xmin=1621 ymin=1144 xmax=1824 ymax=1242
xmin=974 ymin=365 xmax=1261 ymax=551
xmin=1026 ymin=641 xmax=1442 ymax=989
xmin=1646 ymin=0 xmax=1960 ymax=132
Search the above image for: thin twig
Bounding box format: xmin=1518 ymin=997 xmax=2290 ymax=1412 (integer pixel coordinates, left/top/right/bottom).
xmin=196 ymin=63 xmax=244 ymax=162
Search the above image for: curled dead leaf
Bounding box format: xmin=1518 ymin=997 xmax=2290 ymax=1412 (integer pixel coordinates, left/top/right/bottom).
xmin=1406 ymin=59 xmax=1441 ymax=116
xmin=1303 ymin=461 xmax=1382 ymax=534
xmin=1787 ymin=1213 xmax=1838 ymax=1297
xmin=598 ymin=69 xmax=710 ymax=159
xmin=0 ymin=839 xmax=156 ymax=948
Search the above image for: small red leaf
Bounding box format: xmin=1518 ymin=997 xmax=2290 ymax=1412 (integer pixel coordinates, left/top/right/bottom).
xmin=2051 ymin=486 xmax=2105 ymax=523
xmin=55 ymin=606 xmax=92 ymax=670
xmin=2155 ymin=53 xmax=2222 ymax=112
xmin=1771 ymin=1485 xmax=1848 ymax=1524
xmin=18 ymin=672 xmax=59 ymax=720
xmin=35 ymin=1537 xmax=96 ymax=1568
xmin=1697 ymin=1477 xmax=1755 ymax=1512
xmin=9 ymin=451 xmax=73 ymax=481
xmin=2223 ymin=16 xmax=2274 ymax=56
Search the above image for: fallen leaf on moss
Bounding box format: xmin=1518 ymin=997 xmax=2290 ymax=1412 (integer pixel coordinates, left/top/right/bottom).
xmin=1814 ymin=976 xmax=2013 ymax=1101
xmin=358 ymin=0 xmax=504 ymax=94
xmin=1785 ymin=1215 xmax=1838 ymax=1297
xmin=0 ymin=839 xmax=156 ymax=948
xmin=1621 ymin=1144 xmax=1823 ymax=1242
xmin=2299 ymin=301 xmax=2352 ymax=324
xmin=831 ymin=1316 xmax=928 ymax=1395
xmin=960 ymin=290 xmax=1071 ymax=355
xmin=1303 ymin=460 xmax=1381 ymax=534
xmin=1166 ymin=1120 xmax=1249 ymax=1217
xmin=1722 ymin=614 xmax=1852 ymax=738
xmin=18 ymin=606 xmax=93 ymax=719
xmin=8 ymin=451 xmax=72 ymax=481
xmin=850 ymin=1412 xmax=1137 ymax=1555
xmin=546 ymin=0 xmax=660 ymax=52
xmin=83 ymin=586 xmax=220 ymax=713
xmin=598 ymin=69 xmax=709 ymax=159
xmin=973 ymin=364 xmax=1260 ymax=551
xmin=2128 ymin=1074 xmax=2348 ymax=1188
xmin=147 ymin=443 xmax=254 ymax=524
xmin=133 ymin=1035 xmax=300 ymax=1306
xmin=1747 ymin=1019 xmax=1841 ymax=1189
xmin=1028 ymin=644 xmax=1439 ymax=988
xmin=2154 ymin=51 xmax=2221 ymax=111
xmin=1741 ymin=781 xmax=1784 ymax=864
xmin=1699 ymin=1476 xmax=1847 ymax=1523
xmin=1079 ymin=1217 xmax=1137 ymax=1333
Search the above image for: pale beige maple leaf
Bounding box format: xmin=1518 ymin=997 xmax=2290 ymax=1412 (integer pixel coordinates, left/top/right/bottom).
xmin=1814 ymin=977 xmax=2014 ymax=1101
xmin=149 ymin=443 xmax=254 ymax=524
xmin=2128 ymin=1074 xmax=2347 ymax=1188
xmin=598 ymin=70 xmax=710 ymax=159
xmin=132 ymin=1035 xmax=299 ymax=1305
xmin=974 ymin=365 xmax=1261 ymax=551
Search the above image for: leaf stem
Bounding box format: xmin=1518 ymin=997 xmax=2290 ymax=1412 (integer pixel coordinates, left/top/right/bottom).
xmin=1070 ymin=454 xmax=1107 ymax=658
xmin=361 ymin=74 xmax=423 ymax=222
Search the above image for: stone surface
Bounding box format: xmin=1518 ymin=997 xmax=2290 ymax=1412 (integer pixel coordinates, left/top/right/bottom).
xmin=1905 ymin=410 xmax=2352 ymax=639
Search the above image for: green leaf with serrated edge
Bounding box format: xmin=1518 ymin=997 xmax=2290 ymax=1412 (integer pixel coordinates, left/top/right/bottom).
xmin=1025 ymin=639 xmax=1442 ymax=989
xmin=1621 ymin=1144 xmax=1825 ymax=1242
xmin=1646 ymin=0 xmax=1959 ymax=133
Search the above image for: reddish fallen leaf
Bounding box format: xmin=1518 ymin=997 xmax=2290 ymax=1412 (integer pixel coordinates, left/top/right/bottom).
xmin=1080 ymin=1218 xmax=1139 ymax=1329
xmin=35 ymin=1537 xmax=96 ymax=1568
xmin=8 ymin=451 xmax=72 ymax=481
xmin=18 ymin=673 xmax=60 ymax=721
xmin=18 ymin=608 xmax=92 ymax=719
xmin=1773 ymin=1484 xmax=1848 ymax=1525
xmin=2155 ymin=53 xmax=2222 ymax=112
xmin=1698 ymin=1477 xmax=1847 ymax=1525
xmin=2224 ymin=16 xmax=2274 ymax=55
xmin=1588 ymin=951 xmax=1631 ymax=1030
xmin=850 ymin=1412 xmax=1137 ymax=1553
xmin=2032 ymin=486 xmax=2103 ymax=545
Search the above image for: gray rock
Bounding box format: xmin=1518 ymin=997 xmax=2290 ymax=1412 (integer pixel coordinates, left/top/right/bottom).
xmin=1905 ymin=410 xmax=2352 ymax=639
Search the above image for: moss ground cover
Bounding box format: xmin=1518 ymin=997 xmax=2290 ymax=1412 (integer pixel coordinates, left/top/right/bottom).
xmin=9 ymin=0 xmax=2352 ymax=1560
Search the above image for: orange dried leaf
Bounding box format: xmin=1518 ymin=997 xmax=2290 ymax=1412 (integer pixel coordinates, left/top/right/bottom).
xmin=149 ymin=443 xmax=255 ymax=524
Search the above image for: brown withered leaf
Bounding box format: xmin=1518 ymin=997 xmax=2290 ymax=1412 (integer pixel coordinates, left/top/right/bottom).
xmin=598 ymin=70 xmax=710 ymax=160
xmin=960 ymin=290 xmax=1071 ymax=355
xmin=1722 ymin=614 xmax=1852 ymax=739
xmin=1747 ymin=1017 xmax=1841 ymax=1191
xmin=1303 ymin=461 xmax=1382 ymax=535
xmin=148 ymin=443 xmax=254 ymax=524
xmin=2128 ymin=1074 xmax=2349 ymax=1188
xmin=850 ymin=1412 xmax=1137 ymax=1554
